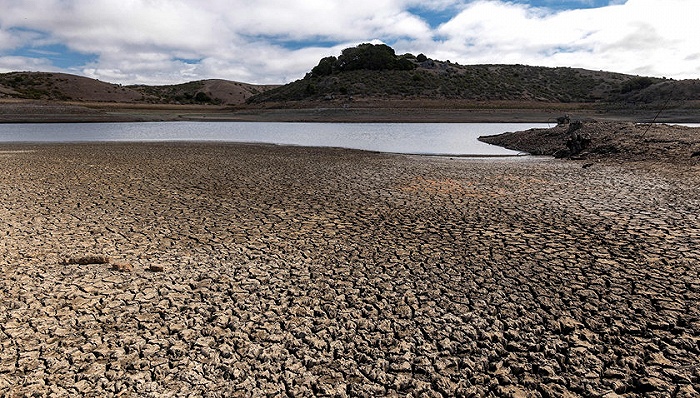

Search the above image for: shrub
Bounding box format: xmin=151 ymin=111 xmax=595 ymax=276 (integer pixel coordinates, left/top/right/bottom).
xmin=309 ymin=43 xmax=416 ymax=77
xmin=311 ymin=56 xmax=337 ymax=77
xmin=194 ymin=92 xmax=212 ymax=103
xmin=620 ymin=76 xmax=656 ymax=93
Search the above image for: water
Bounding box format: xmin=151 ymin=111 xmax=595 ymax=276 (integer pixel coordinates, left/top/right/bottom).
xmin=0 ymin=122 xmax=549 ymax=156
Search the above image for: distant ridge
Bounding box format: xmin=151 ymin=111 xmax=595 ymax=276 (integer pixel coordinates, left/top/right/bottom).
xmin=2 ymin=44 xmax=700 ymax=108
xmin=248 ymin=43 xmax=700 ymax=106
xmin=0 ymin=72 xmax=278 ymax=105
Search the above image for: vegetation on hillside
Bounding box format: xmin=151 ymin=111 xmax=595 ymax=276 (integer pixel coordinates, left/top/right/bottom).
xmin=0 ymin=72 xmax=115 ymax=101
xmin=0 ymin=72 xmax=276 ymax=105
xmin=248 ymin=43 xmax=697 ymax=105
xmin=128 ymin=81 xmax=221 ymax=105
xmin=310 ymin=43 xmax=416 ymax=77
xmin=2 ymin=43 xmax=699 ymax=108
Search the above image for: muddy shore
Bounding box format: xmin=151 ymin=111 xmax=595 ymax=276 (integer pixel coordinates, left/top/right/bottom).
xmin=480 ymin=120 xmax=700 ymax=165
xmin=3 ymin=100 xmax=700 ymax=123
xmin=1 ymin=142 xmax=698 ymax=397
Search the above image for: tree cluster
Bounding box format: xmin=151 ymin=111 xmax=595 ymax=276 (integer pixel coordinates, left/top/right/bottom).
xmin=310 ymin=43 xmax=417 ymax=77
xmin=619 ymin=76 xmax=657 ymax=94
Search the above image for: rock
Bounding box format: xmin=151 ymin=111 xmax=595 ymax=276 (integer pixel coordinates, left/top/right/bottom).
xmin=556 ymin=115 xmax=571 ymax=126
xmin=111 ymin=262 xmax=133 ymax=272
xmin=567 ymin=120 xmax=584 ymax=134
xmin=148 ymin=264 xmax=165 ymax=272
xmin=558 ymin=317 xmax=580 ymax=334
xmin=601 ymin=392 xmax=625 ymax=398
xmin=496 ymin=385 xmax=535 ymax=398
xmin=634 ymin=376 xmax=671 ymax=393
xmin=62 ymin=254 xmax=110 ymax=265
xmin=676 ymin=385 xmax=699 ymax=398
xmin=566 ymin=132 xmax=591 ymax=156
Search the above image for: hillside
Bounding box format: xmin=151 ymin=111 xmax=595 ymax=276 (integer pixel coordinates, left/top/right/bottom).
xmin=0 ymin=72 xmax=144 ymax=102
xmin=248 ymin=44 xmax=700 ymax=106
xmin=3 ymin=43 xmax=700 ymax=124
xmin=0 ymin=72 xmax=278 ymax=105
xmin=129 ymin=79 xmax=279 ymax=105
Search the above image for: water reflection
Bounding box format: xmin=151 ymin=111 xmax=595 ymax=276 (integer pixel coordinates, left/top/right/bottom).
xmin=0 ymin=122 xmax=549 ymax=156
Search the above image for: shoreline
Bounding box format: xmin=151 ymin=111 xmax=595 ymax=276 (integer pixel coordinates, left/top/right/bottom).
xmin=1 ymin=142 xmax=698 ymax=396
xmin=3 ymin=99 xmax=700 ymax=123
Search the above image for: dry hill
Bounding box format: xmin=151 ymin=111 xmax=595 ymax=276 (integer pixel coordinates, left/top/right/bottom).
xmin=0 ymin=72 xmax=278 ymax=105
xmin=129 ymin=79 xmax=279 ymax=105
xmin=248 ymin=43 xmax=700 ymax=108
xmin=3 ymin=44 xmax=700 ymax=123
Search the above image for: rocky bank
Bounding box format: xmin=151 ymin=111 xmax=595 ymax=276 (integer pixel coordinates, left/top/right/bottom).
xmin=479 ymin=119 xmax=700 ymax=165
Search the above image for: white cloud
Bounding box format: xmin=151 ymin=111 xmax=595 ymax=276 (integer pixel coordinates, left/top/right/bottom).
xmin=211 ymin=1 xmax=433 ymax=41
xmin=431 ymin=0 xmax=700 ymax=78
xmin=0 ymin=0 xmax=699 ymax=84
xmin=0 ymin=56 xmax=58 ymax=73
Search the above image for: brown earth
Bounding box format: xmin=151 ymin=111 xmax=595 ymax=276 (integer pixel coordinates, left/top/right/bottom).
xmin=3 ymin=98 xmax=700 ymax=123
xmin=0 ymin=72 xmax=278 ymax=106
xmin=1 ymin=142 xmax=699 ymax=397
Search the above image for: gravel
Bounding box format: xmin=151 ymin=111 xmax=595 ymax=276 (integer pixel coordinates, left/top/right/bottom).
xmin=1 ymin=142 xmax=698 ymax=397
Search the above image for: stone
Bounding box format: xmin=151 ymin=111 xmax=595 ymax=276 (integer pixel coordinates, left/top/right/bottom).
xmin=148 ymin=264 xmax=165 ymax=272
xmin=111 ymin=262 xmax=133 ymax=272
xmin=62 ymin=254 xmax=110 ymax=265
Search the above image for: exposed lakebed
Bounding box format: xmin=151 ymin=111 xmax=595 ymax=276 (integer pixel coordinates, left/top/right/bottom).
xmin=1 ymin=143 xmax=698 ymax=396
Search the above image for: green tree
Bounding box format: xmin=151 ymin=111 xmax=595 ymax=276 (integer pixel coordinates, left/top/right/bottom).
xmin=309 ymin=44 xmax=417 ymax=77
xmin=336 ymin=43 xmax=404 ymax=72
xmin=194 ymin=91 xmax=212 ymax=103
xmin=311 ymin=56 xmax=337 ymax=77
xmin=620 ymin=76 xmax=656 ymax=93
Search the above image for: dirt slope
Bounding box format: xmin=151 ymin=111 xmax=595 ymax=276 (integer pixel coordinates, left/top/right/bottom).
xmin=0 ymin=72 xmax=278 ymax=105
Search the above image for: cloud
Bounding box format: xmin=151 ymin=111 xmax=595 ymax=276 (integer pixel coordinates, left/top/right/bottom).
xmin=0 ymin=55 xmax=58 ymax=72
xmin=431 ymin=0 xmax=700 ymax=78
xmin=0 ymin=0 xmax=698 ymax=84
xmin=0 ymin=0 xmax=439 ymax=83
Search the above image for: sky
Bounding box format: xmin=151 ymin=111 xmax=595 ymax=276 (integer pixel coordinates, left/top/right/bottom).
xmin=0 ymin=0 xmax=698 ymax=85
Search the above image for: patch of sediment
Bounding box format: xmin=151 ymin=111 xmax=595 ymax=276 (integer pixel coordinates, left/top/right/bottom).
xmin=1 ymin=143 xmax=698 ymax=396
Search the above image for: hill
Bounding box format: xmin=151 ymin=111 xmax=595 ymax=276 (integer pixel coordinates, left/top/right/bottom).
xmin=3 ymin=43 xmax=700 ymax=123
xmin=0 ymin=72 xmax=144 ymax=102
xmin=248 ymin=44 xmax=700 ymax=106
xmin=0 ymin=72 xmax=278 ymax=105
xmin=3 ymin=44 xmax=700 ymax=109
xmin=129 ymin=79 xmax=279 ymax=105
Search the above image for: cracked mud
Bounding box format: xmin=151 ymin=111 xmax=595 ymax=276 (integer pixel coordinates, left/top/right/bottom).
xmin=1 ymin=143 xmax=698 ymax=397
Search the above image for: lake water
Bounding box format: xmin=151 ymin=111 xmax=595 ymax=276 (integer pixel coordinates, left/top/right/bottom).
xmin=0 ymin=122 xmax=550 ymax=156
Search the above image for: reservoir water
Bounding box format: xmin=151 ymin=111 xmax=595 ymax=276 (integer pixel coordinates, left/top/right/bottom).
xmin=0 ymin=122 xmax=550 ymax=156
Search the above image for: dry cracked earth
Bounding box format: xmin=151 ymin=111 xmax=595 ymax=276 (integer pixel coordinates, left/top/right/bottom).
xmin=0 ymin=143 xmax=699 ymax=397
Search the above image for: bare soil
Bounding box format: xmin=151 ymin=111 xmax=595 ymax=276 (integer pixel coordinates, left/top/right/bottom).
xmin=3 ymin=99 xmax=700 ymax=123
xmin=1 ymin=143 xmax=698 ymax=396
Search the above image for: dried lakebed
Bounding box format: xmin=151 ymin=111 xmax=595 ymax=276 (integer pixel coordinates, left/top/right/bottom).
xmin=1 ymin=143 xmax=699 ymax=397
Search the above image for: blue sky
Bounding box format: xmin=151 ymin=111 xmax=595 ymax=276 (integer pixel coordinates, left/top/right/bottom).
xmin=0 ymin=0 xmax=697 ymax=85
